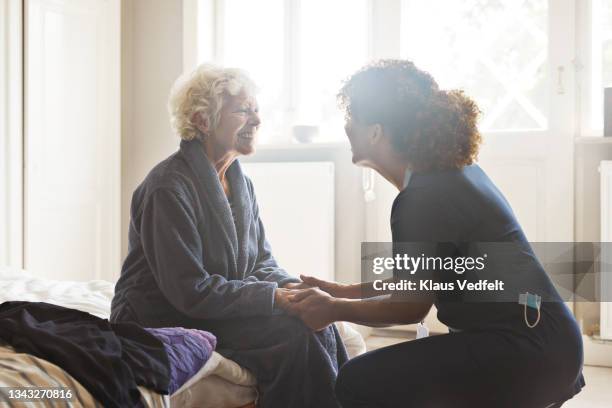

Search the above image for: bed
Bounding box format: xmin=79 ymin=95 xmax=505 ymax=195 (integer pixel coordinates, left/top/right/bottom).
xmin=0 ymin=268 xmax=366 ymax=407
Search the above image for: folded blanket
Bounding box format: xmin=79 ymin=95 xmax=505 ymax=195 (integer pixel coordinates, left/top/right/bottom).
xmin=145 ymin=327 xmax=216 ymax=394
xmin=0 ymin=301 xmax=170 ymax=407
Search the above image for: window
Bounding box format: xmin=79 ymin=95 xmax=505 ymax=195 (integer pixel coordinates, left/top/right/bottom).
xmin=401 ymin=0 xmax=548 ymax=131
xmin=200 ymin=0 xmax=370 ymax=144
xmin=590 ymin=0 xmax=612 ymax=131
xmin=295 ymin=0 xmax=369 ymax=142
xmin=217 ymin=0 xmax=285 ymax=143
xmin=192 ymin=0 xmax=608 ymax=143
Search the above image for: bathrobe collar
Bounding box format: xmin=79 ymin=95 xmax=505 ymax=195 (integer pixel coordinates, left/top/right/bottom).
xmin=179 ymin=139 xmax=253 ymax=277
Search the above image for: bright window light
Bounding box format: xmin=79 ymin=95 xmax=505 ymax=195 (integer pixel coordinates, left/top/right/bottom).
xmin=296 ymin=0 xmax=369 ymax=142
xmin=400 ymin=0 xmax=549 ymax=132
xmin=198 ymin=0 xmax=569 ymax=141
xmin=220 ymin=0 xmax=285 ymax=143
xmin=207 ymin=0 xmax=369 ymax=144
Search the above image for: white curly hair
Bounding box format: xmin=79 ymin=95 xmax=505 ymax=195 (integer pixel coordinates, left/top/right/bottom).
xmin=168 ymin=64 xmax=258 ymax=141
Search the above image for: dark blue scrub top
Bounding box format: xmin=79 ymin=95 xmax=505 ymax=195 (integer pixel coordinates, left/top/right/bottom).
xmin=391 ymin=164 xmax=563 ymax=330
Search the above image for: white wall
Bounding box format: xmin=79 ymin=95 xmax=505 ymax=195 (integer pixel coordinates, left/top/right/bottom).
xmin=120 ymin=0 xmax=184 ymax=265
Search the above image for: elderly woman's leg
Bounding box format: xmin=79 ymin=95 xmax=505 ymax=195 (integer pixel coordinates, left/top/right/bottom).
xmin=202 ymin=314 xmax=348 ymax=408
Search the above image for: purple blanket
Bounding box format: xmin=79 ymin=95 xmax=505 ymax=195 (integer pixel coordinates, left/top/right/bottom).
xmin=145 ymin=327 xmax=217 ymax=394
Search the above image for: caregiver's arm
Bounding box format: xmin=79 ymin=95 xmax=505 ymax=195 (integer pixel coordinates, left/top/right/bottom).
xmin=141 ymin=187 xmax=282 ymax=320
xmin=334 ymin=296 xmax=433 ymax=327
xmin=300 ymin=275 xmax=398 ymax=299
xmin=288 ymin=287 xmax=433 ymax=331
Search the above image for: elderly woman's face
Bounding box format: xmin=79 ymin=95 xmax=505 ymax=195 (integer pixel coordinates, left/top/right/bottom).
xmin=211 ymin=90 xmax=260 ymax=156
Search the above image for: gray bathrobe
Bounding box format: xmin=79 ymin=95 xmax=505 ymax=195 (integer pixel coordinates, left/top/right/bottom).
xmin=111 ymin=139 xmax=348 ymax=407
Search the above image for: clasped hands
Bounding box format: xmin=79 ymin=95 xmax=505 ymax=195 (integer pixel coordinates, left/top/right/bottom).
xmin=275 ymin=275 xmax=355 ymax=331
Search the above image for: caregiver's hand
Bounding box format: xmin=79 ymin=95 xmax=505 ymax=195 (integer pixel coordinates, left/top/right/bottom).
xmin=300 ymin=275 xmax=360 ymax=299
xmin=283 ymin=281 xmax=311 ymax=290
xmin=287 ymin=287 xmax=339 ymax=331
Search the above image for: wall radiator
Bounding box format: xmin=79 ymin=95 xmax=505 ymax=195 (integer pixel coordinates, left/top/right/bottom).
xmin=241 ymin=161 xmax=335 ymax=282
xmin=601 ymin=160 xmax=612 ymax=340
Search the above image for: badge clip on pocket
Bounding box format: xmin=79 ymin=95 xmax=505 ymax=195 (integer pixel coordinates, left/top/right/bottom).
xmin=519 ymin=292 xmax=541 ymax=328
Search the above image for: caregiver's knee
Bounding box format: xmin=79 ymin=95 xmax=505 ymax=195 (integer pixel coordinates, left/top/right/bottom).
xmin=335 ymin=362 xmax=371 ymax=408
xmin=335 ymin=358 xmax=367 ymax=398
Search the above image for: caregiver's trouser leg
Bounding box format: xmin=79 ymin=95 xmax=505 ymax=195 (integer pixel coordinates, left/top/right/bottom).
xmin=335 ymin=325 xmax=583 ymax=408
xmin=202 ymin=314 xmax=348 ymax=408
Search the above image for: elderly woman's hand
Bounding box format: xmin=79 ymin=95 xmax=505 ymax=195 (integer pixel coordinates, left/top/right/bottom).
xmin=274 ymin=288 xmax=299 ymax=313
xmin=286 ymin=287 xmax=339 ymax=331
xmin=274 ymin=287 xmax=317 ymax=314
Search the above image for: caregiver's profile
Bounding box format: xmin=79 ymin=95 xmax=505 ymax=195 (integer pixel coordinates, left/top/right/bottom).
xmin=290 ymin=59 xmax=585 ymax=407
xmin=110 ymin=64 xmax=347 ymax=408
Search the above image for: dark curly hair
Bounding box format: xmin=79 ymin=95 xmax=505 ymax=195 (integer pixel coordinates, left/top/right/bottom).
xmin=338 ymin=59 xmax=482 ymax=172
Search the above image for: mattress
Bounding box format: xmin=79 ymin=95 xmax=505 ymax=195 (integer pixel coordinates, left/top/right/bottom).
xmin=0 ymin=268 xmax=366 ymax=407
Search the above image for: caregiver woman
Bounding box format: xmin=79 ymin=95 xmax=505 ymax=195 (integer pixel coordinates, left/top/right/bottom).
xmin=290 ymin=60 xmax=585 ymax=408
xmin=110 ymin=64 xmax=347 ymax=408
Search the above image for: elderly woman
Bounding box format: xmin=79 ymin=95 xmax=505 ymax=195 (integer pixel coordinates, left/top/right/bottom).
xmin=289 ymin=60 xmax=585 ymax=407
xmin=110 ymin=65 xmax=347 ymax=407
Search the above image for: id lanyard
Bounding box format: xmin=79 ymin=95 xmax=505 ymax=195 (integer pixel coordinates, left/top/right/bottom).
xmin=416 ymin=322 xmax=429 ymax=339
xmin=519 ymin=292 xmax=542 ymax=328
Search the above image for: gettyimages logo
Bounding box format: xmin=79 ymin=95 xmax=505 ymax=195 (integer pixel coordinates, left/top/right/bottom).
xmin=372 ymin=253 xmax=488 ymax=275
xmin=361 ymin=242 xmax=612 ymax=303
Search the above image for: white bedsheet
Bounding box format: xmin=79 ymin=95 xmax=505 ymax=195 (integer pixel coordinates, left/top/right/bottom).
xmin=0 ymin=268 xmax=113 ymax=318
xmin=0 ymin=268 xmax=366 ymax=407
